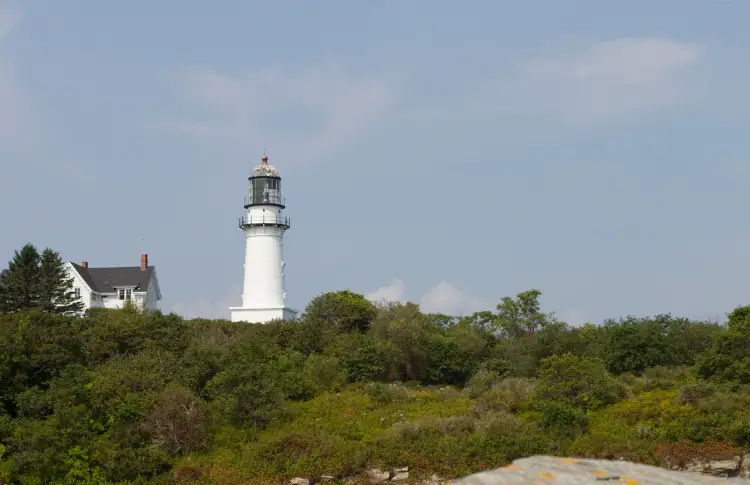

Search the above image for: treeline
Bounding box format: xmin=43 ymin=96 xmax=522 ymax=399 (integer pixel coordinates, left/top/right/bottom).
xmin=1 ymin=246 xmax=750 ymax=484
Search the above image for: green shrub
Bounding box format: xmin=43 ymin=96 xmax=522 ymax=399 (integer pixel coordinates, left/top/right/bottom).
xmin=365 ymin=382 xmax=411 ymax=406
xmin=534 ymin=353 xmax=626 ymax=411
xmin=537 ymin=401 xmax=589 ymax=440
xmin=473 ymin=378 xmax=535 ymax=415
xmin=464 ymin=369 xmax=503 ymax=398
xmin=304 ymin=354 xmax=346 ymax=393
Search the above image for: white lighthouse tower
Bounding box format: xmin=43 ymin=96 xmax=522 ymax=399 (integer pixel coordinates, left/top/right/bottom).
xmin=229 ymin=155 xmax=297 ymax=323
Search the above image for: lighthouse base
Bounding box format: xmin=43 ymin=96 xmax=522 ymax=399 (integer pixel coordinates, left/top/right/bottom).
xmin=228 ymin=306 xmax=298 ymax=324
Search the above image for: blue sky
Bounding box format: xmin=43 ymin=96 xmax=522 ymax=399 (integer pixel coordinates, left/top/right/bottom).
xmin=2 ymin=0 xmax=750 ymax=324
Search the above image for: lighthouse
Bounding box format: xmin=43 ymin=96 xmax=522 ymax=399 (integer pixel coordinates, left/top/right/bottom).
xmin=229 ymin=155 xmax=298 ymax=323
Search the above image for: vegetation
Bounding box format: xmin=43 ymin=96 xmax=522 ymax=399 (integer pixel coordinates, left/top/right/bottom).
xmin=0 ymin=244 xmax=83 ymax=315
xmin=1 ymin=244 xmax=749 ymax=484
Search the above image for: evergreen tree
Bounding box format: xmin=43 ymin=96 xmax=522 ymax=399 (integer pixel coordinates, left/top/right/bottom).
xmin=0 ymin=269 xmax=9 ymax=312
xmin=39 ymin=247 xmax=84 ymax=315
xmin=0 ymin=243 xmax=42 ymax=314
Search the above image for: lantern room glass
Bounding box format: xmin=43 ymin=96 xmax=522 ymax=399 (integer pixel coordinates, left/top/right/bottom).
xmin=248 ymin=177 xmax=283 ymax=206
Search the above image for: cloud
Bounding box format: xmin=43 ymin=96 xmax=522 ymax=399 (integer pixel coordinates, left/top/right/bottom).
xmin=365 ymin=279 xmax=406 ymax=303
xmin=366 ymin=279 xmax=488 ymax=316
xmin=170 ymin=286 xmax=241 ymax=320
xmin=418 ymin=281 xmax=488 ymax=316
xmin=161 ymin=62 xmax=399 ymax=162
xmin=481 ymin=38 xmax=704 ymax=123
xmin=0 ymin=3 xmax=31 ymax=150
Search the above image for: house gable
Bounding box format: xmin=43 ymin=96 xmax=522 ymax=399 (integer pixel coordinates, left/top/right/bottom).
xmin=68 ymin=262 xmax=96 ymax=292
xmin=147 ymin=268 xmax=163 ymax=301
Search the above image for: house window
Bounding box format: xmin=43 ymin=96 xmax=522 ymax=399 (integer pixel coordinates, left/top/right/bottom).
xmin=74 ymin=288 xmax=81 ymax=299
xmin=118 ymin=289 xmax=132 ymax=300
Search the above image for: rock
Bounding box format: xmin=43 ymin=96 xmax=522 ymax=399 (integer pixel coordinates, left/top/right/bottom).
xmin=367 ymin=468 xmax=391 ymax=483
xmin=391 ymin=471 xmax=409 ymax=481
xmin=679 ymin=458 xmax=742 ymax=477
xmin=391 ymin=467 xmax=409 ymax=481
xmin=741 ymin=455 xmax=750 ymax=478
xmin=290 ymin=478 xmax=310 ymax=485
xmin=703 ymin=456 xmax=742 ymax=477
xmin=705 ymin=458 xmax=742 ymax=477
xmin=320 ymin=475 xmax=335 ymax=482
xmin=450 ymin=456 xmax=750 ymax=484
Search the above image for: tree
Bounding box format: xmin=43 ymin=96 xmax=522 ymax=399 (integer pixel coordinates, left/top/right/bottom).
xmin=0 ymin=269 xmax=8 ymax=312
xmin=39 ymin=248 xmax=84 ymax=315
xmin=370 ymin=302 xmax=432 ymax=381
xmin=137 ymin=385 xmax=213 ymax=456
xmin=302 ymin=290 xmax=377 ymax=333
xmin=694 ymin=305 xmax=750 ymax=385
xmin=493 ymin=289 xmax=552 ymax=338
xmin=533 ymin=353 xmax=626 ymax=412
xmin=600 ymin=315 xmax=672 ymax=374
xmin=0 ymin=243 xmax=42 ymax=314
xmin=0 ymin=244 xmax=83 ymax=315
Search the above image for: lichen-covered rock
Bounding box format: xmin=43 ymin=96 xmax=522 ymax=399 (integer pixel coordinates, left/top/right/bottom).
xmin=741 ymin=455 xmax=750 ymax=479
xmin=450 ymin=456 xmax=750 ymax=484
xmin=367 ymin=468 xmax=391 ymax=483
xmin=680 ymin=458 xmax=743 ymax=477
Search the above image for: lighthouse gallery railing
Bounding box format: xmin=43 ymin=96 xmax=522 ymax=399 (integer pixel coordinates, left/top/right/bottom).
xmin=239 ymin=215 xmax=291 ymax=229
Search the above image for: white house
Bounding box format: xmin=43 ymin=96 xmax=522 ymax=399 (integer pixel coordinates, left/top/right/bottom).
xmin=65 ymin=253 xmax=162 ymax=313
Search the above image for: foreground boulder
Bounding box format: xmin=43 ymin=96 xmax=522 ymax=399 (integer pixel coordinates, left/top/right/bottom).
xmin=451 ymin=456 xmax=750 ymax=484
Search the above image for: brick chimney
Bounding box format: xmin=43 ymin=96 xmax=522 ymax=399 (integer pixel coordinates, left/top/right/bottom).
xmin=140 ymin=253 xmax=148 ymax=270
xmin=81 ymin=261 xmax=88 ymax=269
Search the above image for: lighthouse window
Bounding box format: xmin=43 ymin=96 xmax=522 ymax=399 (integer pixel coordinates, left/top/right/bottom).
xmin=249 ymin=177 xmax=282 ymax=205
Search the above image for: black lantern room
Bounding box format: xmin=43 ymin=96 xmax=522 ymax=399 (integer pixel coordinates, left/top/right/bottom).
xmin=244 ymin=155 xmax=285 ymax=208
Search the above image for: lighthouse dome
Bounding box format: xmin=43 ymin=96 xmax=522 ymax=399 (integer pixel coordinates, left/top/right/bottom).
xmin=252 ymin=155 xmax=279 ymax=177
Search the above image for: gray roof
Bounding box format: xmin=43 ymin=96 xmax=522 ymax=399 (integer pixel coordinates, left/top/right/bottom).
xmin=70 ymin=263 xmax=156 ymax=294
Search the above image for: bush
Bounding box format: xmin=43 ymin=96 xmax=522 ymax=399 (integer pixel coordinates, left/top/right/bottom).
xmin=303 ymin=290 xmax=377 ymax=334
xmin=137 ymin=385 xmax=213 ymax=456
xmin=464 ymin=369 xmax=503 ymax=398
xmin=365 ymin=382 xmax=411 ymax=406
xmin=694 ymin=305 xmax=750 ymax=385
xmin=654 ymin=441 xmax=739 ymax=469
xmin=537 ymin=401 xmax=589 ymax=440
xmin=304 ymin=354 xmax=346 ymax=393
xmin=534 ymin=353 xmax=626 ymax=411
xmin=473 ymin=378 xmax=535 ymax=415
xmin=675 ymin=381 xmax=718 ymax=406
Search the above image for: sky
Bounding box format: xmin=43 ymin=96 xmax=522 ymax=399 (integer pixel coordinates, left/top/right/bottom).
xmin=2 ymin=0 xmax=750 ymax=325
